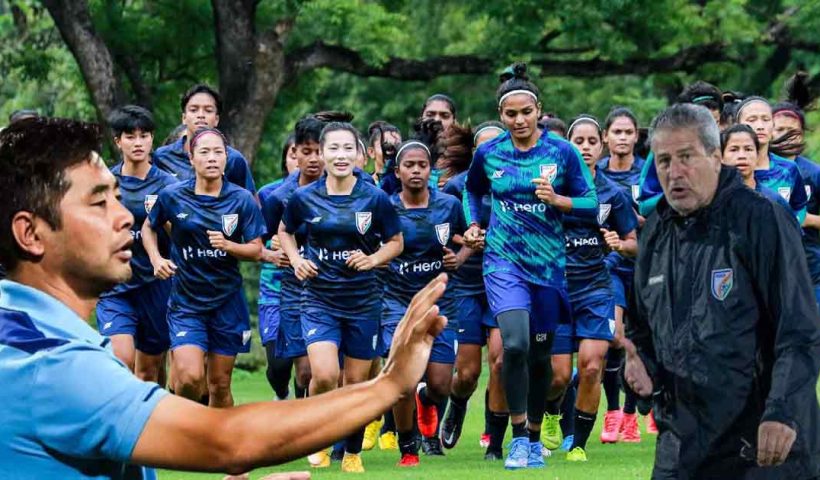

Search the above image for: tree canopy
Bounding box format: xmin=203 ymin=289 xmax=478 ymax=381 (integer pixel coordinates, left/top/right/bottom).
xmin=2 ymin=0 xmax=820 ymax=183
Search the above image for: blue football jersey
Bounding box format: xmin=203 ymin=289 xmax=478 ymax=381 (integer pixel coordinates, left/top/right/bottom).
xmin=148 ymin=179 xmax=266 ymax=312
xmin=755 ymin=153 xmax=808 ymax=223
xmin=258 ymin=178 xmax=285 ymax=306
xmin=796 ymin=156 xmax=820 ymax=284
xmin=283 ymin=177 xmax=401 ymax=315
xmin=104 ymin=164 xmax=178 ymax=296
xmin=383 ymin=189 xmax=466 ymax=324
xmin=442 ymin=171 xmax=490 ymax=297
xmin=565 ymin=172 xmax=638 ymax=297
xmin=596 ymin=155 xmax=646 ymax=210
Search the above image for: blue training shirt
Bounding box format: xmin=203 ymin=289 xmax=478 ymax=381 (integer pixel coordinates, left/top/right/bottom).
xmin=258 ymin=178 xmax=285 ymax=306
xmin=153 ymin=136 xmax=257 ymax=192
xmin=283 ymin=176 xmax=401 ymax=315
xmin=465 ymin=129 xmax=598 ymax=288
xmin=148 ymin=179 xmax=266 ymax=313
xmin=104 ymin=164 xmax=178 ymax=297
xmin=0 ymin=280 xmax=168 ymax=479
xmin=383 ymin=189 xmax=466 ymax=324
xmin=442 ymin=171 xmax=490 ymax=297
xmin=796 ymin=156 xmax=820 ymax=284
xmin=565 ymin=172 xmax=638 ymax=298
xmin=596 ymin=155 xmax=646 ymax=209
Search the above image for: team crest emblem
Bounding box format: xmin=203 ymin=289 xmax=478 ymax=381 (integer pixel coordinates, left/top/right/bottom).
xmin=540 ymin=164 xmax=558 ymax=183
xmin=806 ymin=185 xmax=812 ymax=200
xmin=144 ymin=195 xmax=158 ymax=214
xmin=631 ymin=185 xmax=641 ymax=202
xmin=356 ymin=211 xmax=372 ymax=235
xmin=435 ymin=223 xmax=451 ymax=246
xmin=222 ymin=214 xmax=239 ymax=236
xmin=597 ymin=204 xmax=612 ymax=225
xmin=778 ymin=187 xmax=792 ymax=202
xmin=711 ymin=268 xmax=734 ymax=301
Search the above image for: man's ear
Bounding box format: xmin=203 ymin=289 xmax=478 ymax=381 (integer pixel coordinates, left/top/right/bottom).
xmin=11 ymin=211 xmax=48 ymax=259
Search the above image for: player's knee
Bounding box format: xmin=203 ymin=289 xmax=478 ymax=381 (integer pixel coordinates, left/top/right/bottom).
xmin=457 ymin=364 xmax=480 ymax=390
xmin=579 ymin=359 xmax=604 ymax=384
xmin=502 ymin=337 xmax=528 ymax=358
xmin=311 ymin=371 xmax=338 ymax=392
xmin=174 ymin=367 xmax=205 ymax=395
xmin=489 ymin=351 xmax=504 ymax=378
xmin=425 ymin=379 xmax=450 ymax=403
xmin=551 ymin=368 xmax=571 ymax=390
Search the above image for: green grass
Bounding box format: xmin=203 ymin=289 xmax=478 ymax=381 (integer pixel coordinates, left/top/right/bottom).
xmin=159 ymin=368 xmax=657 ymax=479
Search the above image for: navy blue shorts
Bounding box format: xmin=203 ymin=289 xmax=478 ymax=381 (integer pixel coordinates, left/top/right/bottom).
xmin=167 ymin=289 xmax=251 ymax=356
xmin=258 ymin=302 xmax=280 ymax=345
xmin=574 ymin=293 xmax=615 ymax=342
xmin=484 ymin=268 xmax=571 ymax=334
xmin=96 ymin=279 xmax=171 ymax=355
xmin=610 ymin=271 xmax=633 ymax=309
xmin=456 ymin=293 xmax=498 ymax=346
xmin=301 ymin=303 xmax=380 ymax=360
xmin=379 ymin=322 xmax=456 ymax=364
xmin=276 ymin=307 xmax=307 ymax=359
xmin=552 ymin=322 xmax=575 ymax=355
xmin=814 ymin=285 xmax=820 ymax=313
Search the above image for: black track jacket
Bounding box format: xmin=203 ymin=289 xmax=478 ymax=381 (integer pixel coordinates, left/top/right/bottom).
xmin=630 ymin=166 xmax=820 ymax=479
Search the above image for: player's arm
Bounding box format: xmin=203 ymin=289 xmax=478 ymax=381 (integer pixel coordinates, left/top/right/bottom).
xmin=131 ymin=275 xmax=449 ymax=474
xmin=206 ymin=233 xmax=263 ymax=262
xmin=141 ymin=217 xmax=176 ymax=280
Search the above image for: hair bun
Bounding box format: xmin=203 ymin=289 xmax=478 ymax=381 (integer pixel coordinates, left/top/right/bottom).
xmin=512 ymin=63 xmax=529 ymax=81
xmin=784 ymin=72 xmax=811 ymax=110
xmin=313 ymin=110 xmax=354 ymax=123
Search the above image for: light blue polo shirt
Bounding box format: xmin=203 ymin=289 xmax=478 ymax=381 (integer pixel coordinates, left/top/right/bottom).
xmin=0 ymin=280 xmax=168 ymax=479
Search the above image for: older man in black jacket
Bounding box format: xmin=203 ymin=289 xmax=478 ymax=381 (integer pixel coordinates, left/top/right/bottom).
xmin=625 ymin=104 xmax=820 ymax=479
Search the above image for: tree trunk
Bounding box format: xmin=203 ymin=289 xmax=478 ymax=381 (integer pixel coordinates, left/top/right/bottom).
xmin=211 ymin=0 xmax=291 ymax=166
xmin=42 ymin=0 xmax=124 ymax=132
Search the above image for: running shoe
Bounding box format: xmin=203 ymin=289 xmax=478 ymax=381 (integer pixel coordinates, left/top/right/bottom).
xmin=484 ymin=449 xmax=503 ymax=461
xmin=362 ymin=419 xmax=382 ymax=451
xmin=566 ymin=446 xmax=588 ymax=462
xmin=528 ymin=441 xmax=546 ymax=468
xmin=600 ymin=409 xmax=623 ymax=444
xmin=307 ymin=449 xmax=330 ymax=468
xmin=645 ymin=410 xmax=659 ymax=434
xmin=619 ymin=412 xmax=641 ymax=443
xmin=560 ymin=434 xmax=574 ymax=452
xmin=504 ymin=437 xmax=530 ymax=470
xmin=340 ymin=453 xmax=364 ymax=473
xmin=479 ymin=433 xmax=491 ymax=448
xmin=440 ymin=401 xmax=467 ymax=449
xmin=397 ymin=453 xmax=420 ymax=467
xmin=330 ymin=447 xmax=344 ymax=462
xmin=379 ymin=432 xmax=398 ymax=450
xmin=540 ymin=443 xmax=553 ymax=458
xmin=421 ymin=437 xmax=445 ymax=456
xmin=541 ymin=413 xmax=563 ymax=450
xmin=415 ymin=383 xmax=438 ymax=438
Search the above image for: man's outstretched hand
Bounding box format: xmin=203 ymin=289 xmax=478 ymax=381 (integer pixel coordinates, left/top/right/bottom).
xmin=381 ymin=274 xmax=448 ymax=397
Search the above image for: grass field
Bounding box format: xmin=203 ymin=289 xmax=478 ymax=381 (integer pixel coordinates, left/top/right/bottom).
xmin=160 ymin=368 xmax=658 ymax=479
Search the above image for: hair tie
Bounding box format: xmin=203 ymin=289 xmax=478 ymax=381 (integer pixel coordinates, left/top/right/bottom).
xmin=498 ymin=89 xmax=538 ymax=107
xmin=396 ymin=141 xmax=431 ymax=160
xmin=691 ymin=95 xmax=715 ymax=104
xmin=473 ymin=126 xmax=505 ymax=144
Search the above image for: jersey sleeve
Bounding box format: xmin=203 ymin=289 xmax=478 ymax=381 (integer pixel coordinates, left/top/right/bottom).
xmin=465 ymin=148 xmax=490 ymax=225
xmin=226 ymin=151 xmax=257 ymax=192
xmin=240 ymin=192 xmax=267 ymax=242
xmin=638 ymin=154 xmax=663 ymax=216
xmin=375 ymin=190 xmax=402 ymax=239
xmin=31 ymin=343 xmax=169 ymax=462
xmin=147 ymin=188 xmax=171 ymax=230
xmin=789 ymin=167 xmax=808 ymax=225
xmin=611 ymin=190 xmax=639 ymax=236
xmin=261 ymin=192 xmax=285 ymax=243
xmin=282 ymin=190 xmax=307 ymax=234
xmin=561 ymin=145 xmax=598 ymax=218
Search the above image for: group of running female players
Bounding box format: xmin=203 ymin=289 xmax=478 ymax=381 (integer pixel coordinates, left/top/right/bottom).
xmin=95 ymin=63 xmax=820 ymax=474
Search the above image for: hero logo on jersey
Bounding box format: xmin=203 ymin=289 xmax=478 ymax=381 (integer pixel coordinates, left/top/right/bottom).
xmin=778 ymin=187 xmax=792 ymax=202
xmin=356 ymin=211 xmax=372 ymax=235
xmin=710 ymin=268 xmax=734 ymax=301
xmin=539 ymin=164 xmax=558 ymax=183
xmin=144 ymin=195 xmax=158 ymax=214
xmin=435 ymin=223 xmax=450 ymax=246
xmin=597 ymin=203 xmax=612 ymax=225
xmin=222 ymin=214 xmax=239 ymax=236
xmin=806 ymin=185 xmax=812 ymax=200
xmin=631 ymin=185 xmax=641 ymax=202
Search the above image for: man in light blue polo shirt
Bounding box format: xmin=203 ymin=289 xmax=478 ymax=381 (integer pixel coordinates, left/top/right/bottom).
xmin=0 ymin=117 xmax=450 ymax=479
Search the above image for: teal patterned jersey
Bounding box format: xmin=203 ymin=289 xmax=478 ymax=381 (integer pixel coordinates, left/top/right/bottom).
xmin=465 ymin=129 xmax=597 ymax=288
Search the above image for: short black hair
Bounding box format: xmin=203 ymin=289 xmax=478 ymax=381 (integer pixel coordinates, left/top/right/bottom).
xmin=496 ymin=63 xmax=540 ymax=105
xmin=108 ymin=105 xmax=156 ymax=137
xmin=721 ymin=123 xmax=759 ymax=153
xmin=604 ymin=106 xmax=639 ymax=132
xmin=280 ymin=133 xmax=295 ymax=173
xmin=422 ymin=94 xmax=457 ymax=118
xmin=367 ymin=120 xmax=401 ymax=147
xmin=319 ymin=122 xmax=362 ymax=151
xmin=294 ymin=115 xmax=325 ymax=146
xmin=677 ymin=81 xmax=724 ymax=112
xmin=180 ymin=84 xmax=222 ymax=115
xmin=0 ymin=117 xmax=102 ymax=270
xmin=543 ymin=117 xmax=567 ymax=138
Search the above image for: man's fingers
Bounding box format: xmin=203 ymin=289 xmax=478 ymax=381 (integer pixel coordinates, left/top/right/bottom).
xmin=758 ymin=426 xmax=774 ymax=466
xmin=406 ymin=274 xmax=447 ymax=320
xmin=259 ymin=472 xmax=311 ymax=480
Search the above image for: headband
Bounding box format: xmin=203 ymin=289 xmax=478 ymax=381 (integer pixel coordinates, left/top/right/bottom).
xmin=498 ymin=89 xmax=538 ymax=107
xmin=473 ymin=126 xmax=505 ymax=144
xmin=691 ymin=95 xmax=716 ymax=104
xmin=735 ymin=97 xmax=770 ymax=121
xmin=567 ymin=117 xmax=601 ymax=137
xmin=189 ymin=128 xmax=227 ymax=152
xmin=773 ymin=109 xmax=802 ymax=123
xmin=396 ymin=141 xmax=431 ymax=160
